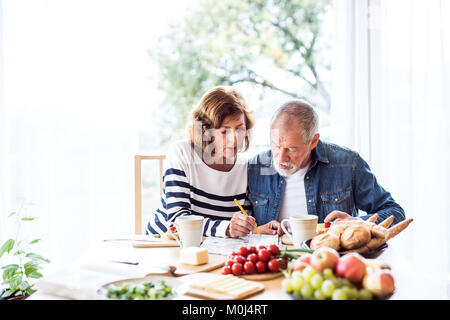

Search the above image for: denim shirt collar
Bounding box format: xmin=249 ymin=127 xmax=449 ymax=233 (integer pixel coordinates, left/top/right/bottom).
xmin=309 ymin=140 xmax=329 ymax=169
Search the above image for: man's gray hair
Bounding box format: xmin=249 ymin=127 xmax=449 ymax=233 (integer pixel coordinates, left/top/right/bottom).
xmin=270 ymin=100 xmax=319 ymax=144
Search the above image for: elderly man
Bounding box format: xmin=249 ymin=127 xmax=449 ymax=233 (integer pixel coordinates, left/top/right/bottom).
xmin=250 ymin=100 xmax=406 ymax=235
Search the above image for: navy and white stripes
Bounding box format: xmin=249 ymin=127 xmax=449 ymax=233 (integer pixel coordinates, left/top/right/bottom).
xmin=146 ymin=140 xmax=252 ymax=237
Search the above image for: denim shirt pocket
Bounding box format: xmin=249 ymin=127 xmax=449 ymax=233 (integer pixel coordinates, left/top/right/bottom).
xmin=320 ymin=188 xmax=353 ymax=215
xmin=248 ymin=192 xmax=269 ymax=224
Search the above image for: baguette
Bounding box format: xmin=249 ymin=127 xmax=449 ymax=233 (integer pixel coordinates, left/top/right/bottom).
xmin=379 ymin=216 xmax=394 ymax=228
xmin=367 ymin=214 xmax=379 ymax=223
xmin=386 ymin=218 xmax=413 ymax=241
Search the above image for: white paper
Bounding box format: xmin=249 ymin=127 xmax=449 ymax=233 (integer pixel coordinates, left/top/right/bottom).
xmin=200 ymin=234 xmax=279 ymax=255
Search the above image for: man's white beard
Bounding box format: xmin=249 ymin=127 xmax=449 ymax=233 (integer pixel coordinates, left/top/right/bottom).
xmin=273 ymin=158 xmax=299 ymax=177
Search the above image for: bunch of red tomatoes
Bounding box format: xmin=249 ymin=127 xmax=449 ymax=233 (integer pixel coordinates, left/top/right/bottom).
xmin=221 ymin=244 xmax=288 ymax=276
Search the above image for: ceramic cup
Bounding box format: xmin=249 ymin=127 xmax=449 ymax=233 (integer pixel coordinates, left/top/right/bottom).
xmin=168 ymin=216 xmax=204 ymax=247
xmin=280 ymin=215 xmax=318 ymax=247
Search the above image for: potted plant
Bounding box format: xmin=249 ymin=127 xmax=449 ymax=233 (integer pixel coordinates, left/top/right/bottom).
xmin=0 ymin=207 xmax=50 ymax=300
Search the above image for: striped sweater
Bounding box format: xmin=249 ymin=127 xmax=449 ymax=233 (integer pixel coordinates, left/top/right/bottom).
xmin=146 ymin=140 xmax=252 ymax=237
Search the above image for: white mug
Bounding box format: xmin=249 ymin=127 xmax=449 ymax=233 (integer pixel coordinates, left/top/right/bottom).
xmin=281 ymin=215 xmax=318 ymax=247
xmin=168 ymin=216 xmax=204 ymax=247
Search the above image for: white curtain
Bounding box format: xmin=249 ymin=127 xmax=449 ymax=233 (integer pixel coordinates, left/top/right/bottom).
xmin=0 ymin=0 xmax=184 ymax=271
xmin=331 ymin=0 xmax=450 ymax=297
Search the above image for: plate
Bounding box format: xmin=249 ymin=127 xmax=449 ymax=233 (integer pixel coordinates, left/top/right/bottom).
xmin=239 ymin=272 xmax=283 ymax=281
xmin=97 ymin=275 xmax=188 ymax=300
xmin=301 ymin=239 xmax=388 ymax=259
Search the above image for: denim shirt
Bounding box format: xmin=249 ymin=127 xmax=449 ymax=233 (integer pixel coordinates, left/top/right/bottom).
xmin=247 ymin=140 xmax=406 ymax=225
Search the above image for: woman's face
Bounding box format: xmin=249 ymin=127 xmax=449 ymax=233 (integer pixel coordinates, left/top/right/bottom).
xmin=212 ymin=113 xmax=247 ymax=162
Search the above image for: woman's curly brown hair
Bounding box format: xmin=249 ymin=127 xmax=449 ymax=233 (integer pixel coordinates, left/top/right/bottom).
xmin=187 ymin=86 xmax=254 ymax=152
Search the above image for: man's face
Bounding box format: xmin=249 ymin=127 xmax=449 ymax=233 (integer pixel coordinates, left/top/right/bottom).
xmin=270 ymin=117 xmax=318 ymax=176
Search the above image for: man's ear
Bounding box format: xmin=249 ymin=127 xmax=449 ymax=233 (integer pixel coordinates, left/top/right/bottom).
xmin=309 ymin=133 xmax=320 ymax=150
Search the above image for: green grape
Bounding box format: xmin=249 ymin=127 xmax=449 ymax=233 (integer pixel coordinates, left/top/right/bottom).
xmin=301 ymin=283 xmax=314 ymax=299
xmin=323 ymin=268 xmax=334 ymax=280
xmin=310 ymin=273 xmax=324 ymax=290
xmin=282 ymin=278 xmax=294 ymax=293
xmin=293 ymin=287 xmax=302 ymax=298
xmin=302 ymin=266 xmax=317 ymax=282
xmin=332 ymin=288 xmax=348 ymax=300
xmin=292 ymin=276 xmax=305 ymax=292
xmin=334 ymin=278 xmax=346 ymax=288
xmin=347 ymin=287 xmax=359 ymax=300
xmin=341 ymin=278 xmax=353 ymax=287
xmin=314 ymin=289 xmax=327 ymax=300
xmin=358 ymin=289 xmax=374 ymax=300
xmin=292 ymin=271 xmax=303 ymax=281
xmin=321 ymin=279 xmax=335 ymax=298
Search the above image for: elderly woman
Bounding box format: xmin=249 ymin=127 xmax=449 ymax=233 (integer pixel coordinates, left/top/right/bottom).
xmin=146 ymin=86 xmax=258 ymax=238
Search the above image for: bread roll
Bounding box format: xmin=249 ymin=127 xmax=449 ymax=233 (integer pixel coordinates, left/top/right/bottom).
xmin=310 ymin=233 xmax=340 ymax=251
xmin=340 ymin=225 xmax=371 ymax=250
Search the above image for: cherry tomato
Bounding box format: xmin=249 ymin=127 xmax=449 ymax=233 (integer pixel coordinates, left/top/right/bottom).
xmin=268 ymin=259 xmax=281 ymax=272
xmin=248 ymin=246 xmax=257 ymax=254
xmin=232 ymin=262 xmax=244 ymax=276
xmin=231 ymin=251 xmax=239 ymax=256
xmin=258 ymin=245 xmax=267 ymax=250
xmin=221 ymin=265 xmax=232 ymax=275
xmin=257 ymin=248 xmax=271 ymax=262
xmin=238 ymin=247 xmax=249 ymax=257
xmin=247 ymin=253 xmax=259 ymax=264
xmin=268 ymin=244 xmax=280 ymax=256
xmin=325 ymin=221 xmax=331 ymax=228
xmin=225 ymin=260 xmax=234 ymax=267
xmin=256 ymin=261 xmax=267 ymax=273
xmin=243 ymin=261 xmax=256 ymax=274
xmin=234 ymin=255 xmax=246 ymax=265
xmin=278 ymin=257 xmax=288 ymax=270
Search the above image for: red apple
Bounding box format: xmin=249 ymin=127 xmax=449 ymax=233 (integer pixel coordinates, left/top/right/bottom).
xmin=310 ymin=247 xmax=340 ymax=272
xmin=292 ymin=260 xmax=310 ymax=272
xmin=336 ymin=253 xmax=367 ymax=284
xmin=363 ymin=269 xmax=395 ymax=298
xmin=297 ymin=253 xmax=312 ymax=265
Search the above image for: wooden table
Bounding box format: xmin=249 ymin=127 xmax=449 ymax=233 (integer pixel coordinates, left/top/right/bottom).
xmin=28 ymin=236 xmax=449 ymax=300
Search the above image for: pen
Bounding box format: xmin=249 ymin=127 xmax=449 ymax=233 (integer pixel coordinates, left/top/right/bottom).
xmin=234 ymin=198 xmax=260 ymax=234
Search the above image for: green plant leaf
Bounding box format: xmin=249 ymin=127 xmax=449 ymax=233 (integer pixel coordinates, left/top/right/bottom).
xmin=1 ymin=289 xmax=15 ymax=298
xmin=0 ymin=239 xmax=15 ymax=258
xmin=3 ymin=274 xmax=22 ymax=290
xmin=29 ymin=239 xmax=41 ymax=245
xmin=2 ymin=264 xmax=20 ymax=281
xmin=24 ymin=262 xmax=39 ymax=277
xmin=25 ymin=252 xmax=50 ymax=264
xmin=8 ymin=212 xmax=16 ymax=217
xmin=14 ymin=250 xmax=26 ymax=256
xmin=18 ymin=280 xmax=31 ymax=291
xmin=1 ymin=263 xmax=19 ymax=271
xmin=25 ymin=287 xmax=36 ymax=296
xmin=21 ymin=217 xmax=36 ymax=221
xmin=28 ymin=271 xmax=43 ymax=279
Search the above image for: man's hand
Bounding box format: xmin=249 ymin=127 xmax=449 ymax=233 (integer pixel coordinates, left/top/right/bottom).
xmin=226 ymin=213 xmax=257 ymax=238
xmin=324 ymin=210 xmax=362 ymax=222
xmin=258 ymin=220 xmax=283 ymax=235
